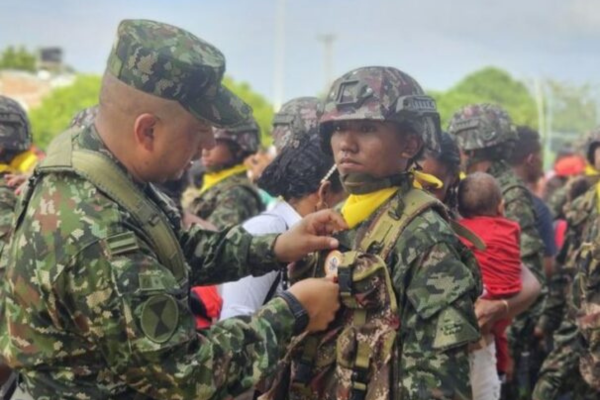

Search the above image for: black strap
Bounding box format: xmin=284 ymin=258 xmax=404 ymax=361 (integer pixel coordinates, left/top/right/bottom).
xmin=262 ymin=271 xmax=283 ymax=305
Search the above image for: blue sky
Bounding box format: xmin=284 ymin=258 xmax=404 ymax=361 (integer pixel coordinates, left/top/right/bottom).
xmin=2 ymin=0 xmax=599 ymax=103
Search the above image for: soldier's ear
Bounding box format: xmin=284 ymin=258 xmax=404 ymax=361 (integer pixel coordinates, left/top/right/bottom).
xmin=399 ymin=133 xmax=423 ymax=160
xmin=133 ymin=113 xmax=158 ymax=152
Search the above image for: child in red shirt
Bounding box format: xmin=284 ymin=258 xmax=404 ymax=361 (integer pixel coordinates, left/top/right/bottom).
xmin=457 ymin=172 xmax=522 ymax=376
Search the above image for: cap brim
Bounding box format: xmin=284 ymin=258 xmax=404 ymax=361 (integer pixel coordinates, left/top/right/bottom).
xmin=186 ymin=84 xmax=252 ymax=129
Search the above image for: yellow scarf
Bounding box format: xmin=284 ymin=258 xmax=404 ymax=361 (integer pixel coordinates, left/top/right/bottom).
xmin=0 ymin=150 xmax=38 ymax=175
xmin=199 ymin=164 xmax=248 ymax=194
xmin=585 ymin=164 xmax=599 ymax=176
xmin=341 ymin=171 xmax=442 ymax=229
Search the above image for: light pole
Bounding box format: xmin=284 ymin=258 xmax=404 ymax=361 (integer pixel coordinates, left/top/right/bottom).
xmin=317 ymin=34 xmax=336 ymax=91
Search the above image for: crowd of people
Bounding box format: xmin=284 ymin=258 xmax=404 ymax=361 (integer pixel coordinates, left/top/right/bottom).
xmin=0 ymin=18 xmax=598 ymax=400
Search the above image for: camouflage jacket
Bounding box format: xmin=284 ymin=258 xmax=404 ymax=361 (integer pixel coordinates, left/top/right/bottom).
xmin=281 ymin=185 xmax=482 ymax=399
xmin=189 ymin=172 xmax=263 ymax=229
xmin=0 ymin=175 xmax=16 ymax=251
xmin=0 ymin=126 xmax=296 ymax=400
xmin=571 ymin=188 xmax=600 ymax=390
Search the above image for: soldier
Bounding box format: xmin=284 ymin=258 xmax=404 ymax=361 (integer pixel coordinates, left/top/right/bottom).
xmin=262 ymin=66 xmax=482 ymax=400
xmin=189 ymin=118 xmax=263 ymax=229
xmin=0 ymin=96 xmax=36 ymax=247
xmin=0 ymin=19 xmax=346 ymax=400
xmin=0 ymin=95 xmax=36 ymax=400
xmin=533 ymin=129 xmax=600 ymax=400
xmin=448 ymin=104 xmax=546 ymax=399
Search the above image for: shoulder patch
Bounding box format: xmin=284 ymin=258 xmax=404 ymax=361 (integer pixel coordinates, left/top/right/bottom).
xmin=433 ymin=306 xmax=480 ymax=350
xmin=140 ymin=294 xmax=179 ymax=343
xmin=105 ymin=232 xmax=139 ymax=257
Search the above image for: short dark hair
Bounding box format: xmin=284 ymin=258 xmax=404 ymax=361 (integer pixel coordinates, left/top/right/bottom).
xmin=458 ymin=172 xmax=503 ymax=218
xmin=509 ymin=126 xmax=541 ymax=166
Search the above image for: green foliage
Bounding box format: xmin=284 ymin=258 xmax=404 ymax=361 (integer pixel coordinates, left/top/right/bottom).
xmin=430 ymin=67 xmax=538 ymax=130
xmin=0 ymin=46 xmax=37 ymax=72
xmin=30 ymin=75 xmax=101 ymax=149
xmin=223 ymin=76 xmax=274 ymax=146
xmin=545 ymin=80 xmax=597 ymax=134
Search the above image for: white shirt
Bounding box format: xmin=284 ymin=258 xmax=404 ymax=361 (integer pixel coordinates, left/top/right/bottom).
xmin=219 ymin=200 xmax=302 ymax=320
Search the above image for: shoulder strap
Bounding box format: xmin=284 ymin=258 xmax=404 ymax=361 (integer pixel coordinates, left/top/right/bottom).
xmin=359 ymin=188 xmax=441 ymax=260
xmin=449 ymin=220 xmax=487 ymax=251
xmin=37 ymin=131 xmax=188 ymax=284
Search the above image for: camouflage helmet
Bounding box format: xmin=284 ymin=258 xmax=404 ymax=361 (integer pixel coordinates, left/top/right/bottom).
xmin=213 ymin=116 xmax=260 ymax=155
xmin=271 ymin=97 xmax=321 ymax=152
xmin=69 ymin=105 xmax=99 ymax=129
xmin=319 ymin=66 xmax=441 ymax=154
xmin=585 ymin=127 xmax=600 ymax=165
xmin=0 ymin=95 xmax=32 ymax=153
xmin=447 ymin=103 xmax=517 ymax=151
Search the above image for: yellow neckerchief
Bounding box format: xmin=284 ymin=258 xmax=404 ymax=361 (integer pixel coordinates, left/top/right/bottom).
xmin=341 ymin=170 xmax=443 ymax=229
xmin=0 ymin=149 xmax=38 ymax=174
xmin=587 ymin=164 xmax=600 ymax=213
xmin=585 ymin=164 xmax=599 ymax=176
xmin=199 ymin=164 xmax=248 ymax=195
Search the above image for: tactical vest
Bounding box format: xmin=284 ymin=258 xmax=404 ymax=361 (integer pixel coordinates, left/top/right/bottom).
xmin=261 ymin=189 xmax=481 ymax=400
xmin=16 ymin=130 xmax=188 ymax=285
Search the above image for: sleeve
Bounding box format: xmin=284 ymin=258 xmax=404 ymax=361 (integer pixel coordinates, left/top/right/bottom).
xmin=397 ymin=239 xmax=481 ymax=400
xmin=504 ymin=187 xmax=546 ymax=286
xmin=63 ymin=240 xmax=296 ymax=400
xmin=0 ymin=186 xmax=17 ymax=244
xmin=208 ymin=186 xmax=262 ymax=230
xmin=534 ymin=199 xmax=558 ymax=257
xmin=179 ymin=223 xmax=283 ymax=286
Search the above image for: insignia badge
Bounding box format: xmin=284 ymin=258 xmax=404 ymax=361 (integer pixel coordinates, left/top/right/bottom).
xmin=324 ymin=250 xmax=343 ymax=278
xmin=140 ymin=294 xmax=179 ymax=344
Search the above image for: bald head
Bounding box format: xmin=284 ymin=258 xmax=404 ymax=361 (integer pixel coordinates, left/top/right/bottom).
xmin=458 ymin=172 xmax=503 ymax=218
xmin=98 ymin=73 xmax=185 ymax=132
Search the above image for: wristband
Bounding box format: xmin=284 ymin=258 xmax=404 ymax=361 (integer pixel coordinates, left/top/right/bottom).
xmin=276 ymin=291 xmax=309 ymax=335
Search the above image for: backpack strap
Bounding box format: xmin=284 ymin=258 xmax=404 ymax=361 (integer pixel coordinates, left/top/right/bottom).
xmin=358 ymin=188 xmax=442 ymax=258
xmin=449 ymin=220 xmax=487 ymax=251
xmin=37 ymin=130 xmax=188 ymax=285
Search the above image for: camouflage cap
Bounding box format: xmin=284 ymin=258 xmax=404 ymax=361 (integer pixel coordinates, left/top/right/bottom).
xmin=69 ymin=105 xmax=99 ymax=129
xmin=106 ymin=19 xmax=251 ymax=128
xmin=213 ymin=116 xmax=260 ymax=154
xmin=0 ymin=95 xmax=32 ymax=152
xmin=319 ymin=66 xmax=441 ymax=153
xmin=271 ymin=97 xmax=321 ymax=152
xmin=585 ymin=126 xmax=600 ymax=165
xmin=447 ymin=103 xmax=517 ymax=151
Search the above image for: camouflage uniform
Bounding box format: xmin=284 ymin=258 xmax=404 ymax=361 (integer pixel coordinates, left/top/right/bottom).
xmin=271 ymin=97 xmax=321 ymax=152
xmin=0 ymin=95 xmax=32 ymax=248
xmin=188 ymin=119 xmax=263 ymax=229
xmin=69 ymin=105 xmax=99 ymax=129
xmin=448 ymin=104 xmax=546 ymax=399
xmin=533 ymin=187 xmax=598 ymax=400
xmin=265 ymin=67 xmax=481 ymax=400
xmin=0 ymin=20 xmax=304 ymax=400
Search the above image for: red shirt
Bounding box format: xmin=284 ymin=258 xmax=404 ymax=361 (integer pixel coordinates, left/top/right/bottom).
xmin=459 ymin=216 xmax=522 ymax=297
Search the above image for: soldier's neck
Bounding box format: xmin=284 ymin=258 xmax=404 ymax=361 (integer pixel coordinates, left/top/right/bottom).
xmin=466 ymin=159 xmax=492 ymax=174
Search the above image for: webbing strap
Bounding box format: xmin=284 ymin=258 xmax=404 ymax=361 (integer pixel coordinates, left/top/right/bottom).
xmin=449 ymin=219 xmax=487 ymax=251
xmin=359 ymin=188 xmax=440 ymax=258
xmin=37 ymin=131 xmax=188 ymax=284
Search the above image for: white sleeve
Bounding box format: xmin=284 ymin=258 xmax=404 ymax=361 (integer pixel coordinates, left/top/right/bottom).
xmin=219 ymin=213 xmax=287 ymax=319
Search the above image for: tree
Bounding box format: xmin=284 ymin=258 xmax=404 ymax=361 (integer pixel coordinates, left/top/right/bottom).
xmin=29 ymin=75 xmax=101 ymax=149
xmin=0 ymin=46 xmax=36 ymax=72
xmin=430 ymin=67 xmax=538 ymax=130
xmin=544 ymin=80 xmax=597 ymax=135
xmin=223 ymin=77 xmax=274 ymax=146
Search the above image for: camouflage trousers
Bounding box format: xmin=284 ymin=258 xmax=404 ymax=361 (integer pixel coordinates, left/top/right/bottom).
xmin=532 ymin=320 xmax=597 ymax=400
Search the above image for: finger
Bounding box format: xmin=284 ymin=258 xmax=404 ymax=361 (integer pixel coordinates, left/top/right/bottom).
xmin=305 ymin=236 xmax=339 ymax=252
xmin=310 ymin=210 xmax=348 ymax=233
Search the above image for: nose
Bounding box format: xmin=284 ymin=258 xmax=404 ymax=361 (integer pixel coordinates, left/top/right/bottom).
xmin=334 ymin=129 xmax=358 ymax=155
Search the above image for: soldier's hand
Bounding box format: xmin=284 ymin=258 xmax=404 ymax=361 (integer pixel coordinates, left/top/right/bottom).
xmin=288 ymin=277 xmax=340 ymax=333
xmin=274 ymin=210 xmax=348 ymax=263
